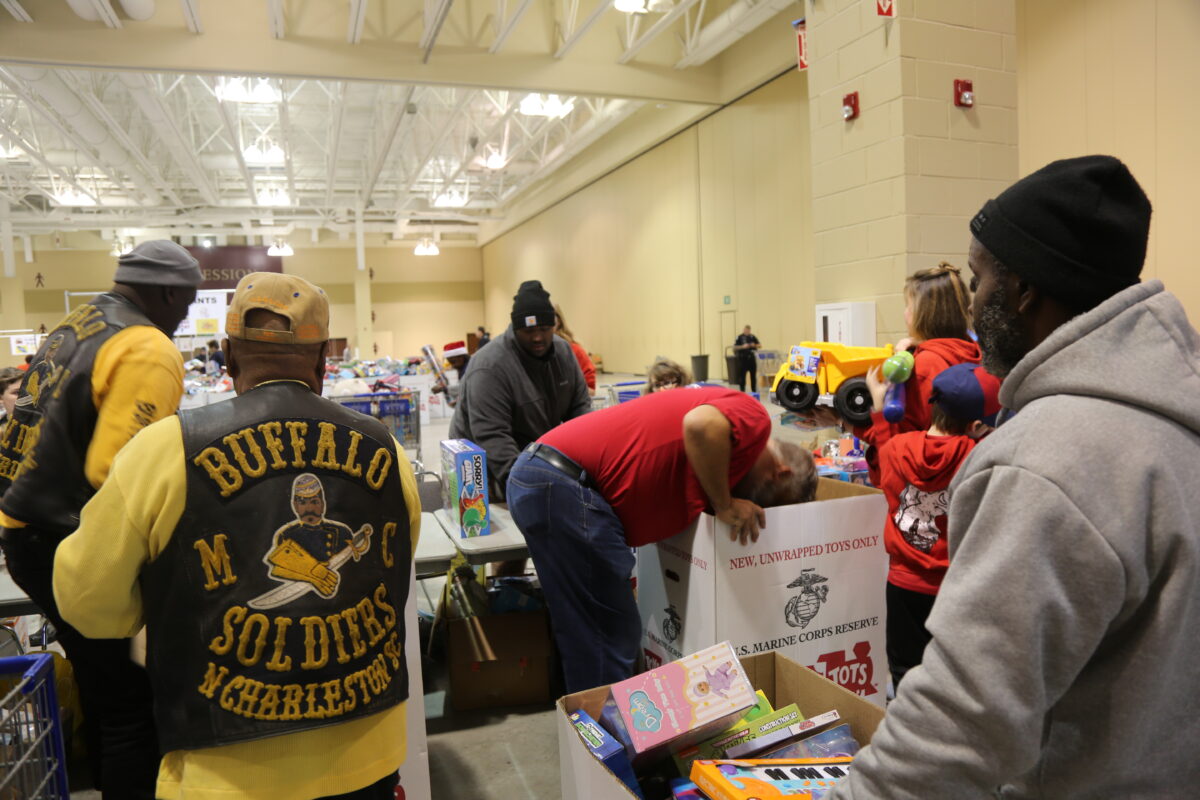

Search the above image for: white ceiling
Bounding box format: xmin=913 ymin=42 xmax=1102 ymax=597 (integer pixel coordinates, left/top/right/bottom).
xmin=0 ymin=0 xmax=798 ymax=245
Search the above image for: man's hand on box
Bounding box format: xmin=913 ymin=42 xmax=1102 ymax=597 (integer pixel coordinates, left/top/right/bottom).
xmin=718 ymin=498 xmax=766 ymax=546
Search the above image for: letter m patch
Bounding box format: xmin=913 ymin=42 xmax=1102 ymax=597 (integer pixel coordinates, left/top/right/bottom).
xmin=194 ymin=534 xmax=238 ymax=590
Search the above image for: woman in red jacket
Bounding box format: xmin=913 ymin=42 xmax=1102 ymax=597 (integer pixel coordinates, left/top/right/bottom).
xmin=554 ymin=304 xmax=597 ymax=394
xmin=854 ymin=263 xmax=979 ymax=483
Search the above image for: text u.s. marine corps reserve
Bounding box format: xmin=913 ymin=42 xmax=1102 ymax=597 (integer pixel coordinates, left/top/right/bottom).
xmin=187 ymin=420 xmax=405 ymax=723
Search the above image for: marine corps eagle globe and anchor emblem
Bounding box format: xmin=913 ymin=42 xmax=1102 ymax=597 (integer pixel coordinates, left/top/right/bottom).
xmin=784 ymin=568 xmax=830 ymax=629
xmin=248 ymin=473 xmax=374 ymax=610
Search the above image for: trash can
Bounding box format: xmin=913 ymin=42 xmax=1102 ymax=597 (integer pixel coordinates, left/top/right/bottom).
xmin=690 ymin=354 xmax=709 ymax=382
xmin=725 ymin=346 xmax=740 ymax=385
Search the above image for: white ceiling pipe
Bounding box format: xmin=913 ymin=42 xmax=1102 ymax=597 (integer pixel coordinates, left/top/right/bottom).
xmin=117 ymin=0 xmax=154 ymax=20
xmin=674 ymin=0 xmax=794 ymax=68
xmin=64 ymin=0 xmax=99 ymax=21
xmin=7 ymin=66 xmax=163 ymax=205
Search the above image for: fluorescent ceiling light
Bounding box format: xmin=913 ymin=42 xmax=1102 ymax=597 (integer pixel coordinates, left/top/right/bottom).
xmin=216 ymin=77 xmax=281 ymax=104
xmin=414 ymin=238 xmax=440 ymax=256
xmin=433 ymin=189 xmax=468 ymax=208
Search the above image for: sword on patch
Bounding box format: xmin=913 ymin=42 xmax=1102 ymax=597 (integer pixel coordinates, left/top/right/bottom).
xmin=249 ymin=524 xmax=374 ymax=610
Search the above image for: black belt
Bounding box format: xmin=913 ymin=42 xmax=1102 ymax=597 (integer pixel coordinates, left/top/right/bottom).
xmin=525 ymin=443 xmax=593 ymax=487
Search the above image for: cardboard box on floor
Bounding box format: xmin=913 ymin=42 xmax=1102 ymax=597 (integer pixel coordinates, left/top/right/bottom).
xmin=637 ymin=479 xmax=889 ymax=706
xmin=558 ymin=650 xmax=886 ymax=800
xmin=448 ymin=610 xmax=554 ymax=711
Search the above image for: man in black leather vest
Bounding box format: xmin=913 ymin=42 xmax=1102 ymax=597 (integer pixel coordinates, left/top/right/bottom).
xmin=53 ymin=272 xmax=420 ymax=800
xmin=0 ymin=240 xmax=200 ymax=799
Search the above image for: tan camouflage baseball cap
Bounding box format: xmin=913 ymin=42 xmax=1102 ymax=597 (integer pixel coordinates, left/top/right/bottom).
xmin=226 ymin=272 xmax=329 ymax=344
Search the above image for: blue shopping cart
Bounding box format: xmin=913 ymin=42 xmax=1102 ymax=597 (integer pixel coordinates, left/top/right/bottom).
xmin=333 ymin=391 xmax=421 ymax=457
xmin=0 ymin=653 xmax=69 ymax=799
xmin=612 ymin=381 xmax=644 ymax=403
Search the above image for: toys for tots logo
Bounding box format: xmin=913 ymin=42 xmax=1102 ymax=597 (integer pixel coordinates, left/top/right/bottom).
xmin=809 ymin=641 xmax=878 ymax=697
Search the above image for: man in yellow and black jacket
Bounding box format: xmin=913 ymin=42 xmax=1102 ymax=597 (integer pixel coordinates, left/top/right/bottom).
xmin=0 ymin=240 xmax=201 ymax=799
xmin=54 ymin=272 xmax=420 ymax=800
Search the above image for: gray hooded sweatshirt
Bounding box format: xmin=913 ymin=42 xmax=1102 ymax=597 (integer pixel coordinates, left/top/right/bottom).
xmin=830 ymin=280 xmax=1200 ymax=799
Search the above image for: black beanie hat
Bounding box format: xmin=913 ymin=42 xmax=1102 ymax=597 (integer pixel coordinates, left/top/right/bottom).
xmin=969 ymin=155 xmax=1151 ymax=310
xmin=511 ymin=280 xmax=556 ymax=329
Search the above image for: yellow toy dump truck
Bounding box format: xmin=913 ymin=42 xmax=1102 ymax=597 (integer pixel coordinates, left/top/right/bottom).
xmin=769 ymin=342 xmax=894 ymax=425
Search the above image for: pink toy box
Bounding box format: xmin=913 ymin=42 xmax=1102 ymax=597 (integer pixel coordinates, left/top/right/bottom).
xmin=601 ymin=641 xmax=756 ymax=767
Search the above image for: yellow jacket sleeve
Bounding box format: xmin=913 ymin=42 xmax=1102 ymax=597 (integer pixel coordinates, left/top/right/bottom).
xmin=54 ymin=415 xmax=186 ymax=638
xmin=394 ymin=436 xmax=422 ymax=554
xmin=86 ymin=325 xmax=185 ymax=489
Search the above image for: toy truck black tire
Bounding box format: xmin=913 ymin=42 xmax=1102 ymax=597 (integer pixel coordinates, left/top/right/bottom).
xmin=834 ymin=376 xmax=873 ymax=426
xmin=778 ymin=379 xmax=820 ymax=412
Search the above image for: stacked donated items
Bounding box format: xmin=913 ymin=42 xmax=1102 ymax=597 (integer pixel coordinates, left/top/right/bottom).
xmin=561 ymin=641 xmax=885 ymax=799
xmin=437 ymin=438 xmax=554 ymax=710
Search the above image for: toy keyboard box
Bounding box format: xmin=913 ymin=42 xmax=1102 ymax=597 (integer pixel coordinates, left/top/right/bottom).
xmin=599 ymin=641 xmax=757 ymax=768
xmin=440 ymin=438 xmax=490 ymax=537
xmin=691 ymin=756 xmax=855 ymax=799
xmin=556 ymin=650 xmax=885 ymax=800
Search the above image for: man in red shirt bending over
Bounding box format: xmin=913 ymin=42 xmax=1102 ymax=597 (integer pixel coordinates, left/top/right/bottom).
xmin=507 ymin=386 xmax=817 ymax=692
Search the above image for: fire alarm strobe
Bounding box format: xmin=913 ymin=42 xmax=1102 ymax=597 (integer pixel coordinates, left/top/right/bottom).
xmin=955 ymin=79 xmax=974 ymax=108
xmin=842 ymin=92 xmax=859 ymax=121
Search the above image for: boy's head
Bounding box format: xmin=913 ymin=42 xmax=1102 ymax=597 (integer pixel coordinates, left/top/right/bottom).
xmin=929 ymin=363 xmax=1002 ymax=437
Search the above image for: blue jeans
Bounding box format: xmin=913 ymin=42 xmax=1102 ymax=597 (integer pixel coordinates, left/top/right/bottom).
xmin=506 ymin=449 xmax=640 ymax=693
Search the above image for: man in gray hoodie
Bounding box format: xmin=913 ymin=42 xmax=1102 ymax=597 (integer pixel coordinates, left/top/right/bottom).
xmin=829 ymin=156 xmax=1200 ymax=798
xmin=449 ymin=280 xmax=590 ymax=499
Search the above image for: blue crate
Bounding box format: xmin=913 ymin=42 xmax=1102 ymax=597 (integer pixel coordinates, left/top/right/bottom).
xmin=0 ymin=653 xmax=69 ymax=799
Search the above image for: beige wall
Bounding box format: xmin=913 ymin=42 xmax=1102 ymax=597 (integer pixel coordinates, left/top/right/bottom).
xmin=0 ymin=234 xmax=483 ymax=366
xmin=1017 ymin=0 xmax=1200 ymax=314
xmin=481 ymin=70 xmax=813 ymax=377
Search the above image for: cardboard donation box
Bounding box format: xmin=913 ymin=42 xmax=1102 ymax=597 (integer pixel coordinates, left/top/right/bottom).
xmin=557 ymin=650 xmax=886 ymax=800
xmin=638 ymin=479 xmax=889 ymax=706
xmin=448 ymin=610 xmax=554 ymax=711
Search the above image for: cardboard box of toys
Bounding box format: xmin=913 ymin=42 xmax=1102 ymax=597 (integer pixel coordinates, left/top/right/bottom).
xmin=440 ymin=438 xmax=491 ymax=537
xmin=558 ymin=648 xmax=886 ymax=800
xmin=637 ymin=479 xmax=889 ymax=706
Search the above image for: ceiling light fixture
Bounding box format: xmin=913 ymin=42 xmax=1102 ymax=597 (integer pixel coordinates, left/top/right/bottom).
xmin=52 ymin=188 xmax=96 ymax=207
xmin=518 ymin=93 xmax=575 ymax=119
xmin=256 ymin=186 xmax=290 ymax=206
xmin=414 ymin=238 xmax=440 ymax=256
xmin=215 ymin=77 xmax=281 ymax=104
xmin=266 ymin=240 xmax=294 ymax=256
xmin=243 ymin=138 xmax=286 ymax=165
xmin=0 ymin=142 xmax=22 ymax=159
xmin=433 ymin=189 xmax=468 ymax=208
xmin=484 ymin=150 xmax=508 ymax=170
xmin=613 ymin=0 xmax=648 ymax=13
xmin=201 ymin=238 xmax=215 ymax=248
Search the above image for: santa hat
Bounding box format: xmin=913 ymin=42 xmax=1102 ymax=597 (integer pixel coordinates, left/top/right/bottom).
xmin=443 ymin=340 xmax=468 ymax=358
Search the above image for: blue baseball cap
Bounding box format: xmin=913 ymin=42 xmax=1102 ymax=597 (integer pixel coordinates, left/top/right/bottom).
xmin=929 ymin=363 xmax=1002 ymax=426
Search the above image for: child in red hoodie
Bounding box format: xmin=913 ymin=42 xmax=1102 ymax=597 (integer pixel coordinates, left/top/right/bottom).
xmin=872 ymin=362 xmax=1002 ymax=689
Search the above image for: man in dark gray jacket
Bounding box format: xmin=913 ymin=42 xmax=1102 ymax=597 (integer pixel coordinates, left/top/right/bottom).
xmin=829 ymin=157 xmax=1200 ymax=798
xmin=449 ymin=280 xmax=590 ymax=500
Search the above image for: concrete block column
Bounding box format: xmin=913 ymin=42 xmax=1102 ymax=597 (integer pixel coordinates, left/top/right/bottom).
xmin=806 ymin=0 xmax=1017 ymax=343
